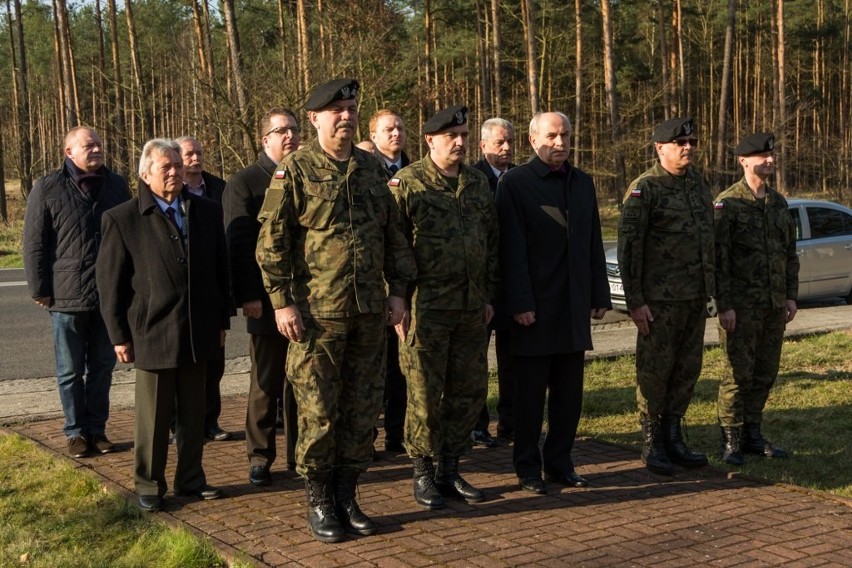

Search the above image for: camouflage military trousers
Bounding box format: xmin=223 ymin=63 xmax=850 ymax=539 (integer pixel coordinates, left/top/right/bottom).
xmin=286 ymin=312 xmax=386 ymax=477
xmin=717 ymin=307 xmax=786 ymax=427
xmin=635 ymin=299 xmax=706 ymax=418
xmin=400 ymin=308 xmax=488 ymax=458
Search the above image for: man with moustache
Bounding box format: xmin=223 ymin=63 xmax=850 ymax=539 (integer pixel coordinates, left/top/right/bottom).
xmin=714 ymin=133 xmax=798 ymax=465
xmin=497 ymin=112 xmax=610 ymax=495
xmin=471 ymin=117 xmax=516 ymax=447
xmin=24 ymin=126 xmax=130 ymax=459
xmin=368 ymin=109 xmax=411 ymax=453
xmin=176 ymin=136 xmax=230 ymax=442
xmin=224 ymin=108 xmax=301 ymax=486
xmin=389 ymin=105 xmax=499 ymax=509
xmin=617 ymin=117 xmax=715 ymax=476
xmin=97 ymin=138 xmax=230 ymax=512
xmin=256 ymin=79 xmax=416 ymax=542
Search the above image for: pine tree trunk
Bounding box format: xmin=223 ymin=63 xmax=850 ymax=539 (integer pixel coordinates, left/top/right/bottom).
xmin=715 ymin=0 xmax=736 ymax=190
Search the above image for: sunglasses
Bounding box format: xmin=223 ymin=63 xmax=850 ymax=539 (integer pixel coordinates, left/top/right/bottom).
xmin=672 ymin=138 xmax=699 ymax=147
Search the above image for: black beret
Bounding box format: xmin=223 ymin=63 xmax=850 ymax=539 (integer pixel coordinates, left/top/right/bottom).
xmin=734 ymin=132 xmax=775 ymax=156
xmin=652 ymin=116 xmax=694 ymax=142
xmin=423 ymin=105 xmax=468 ymax=134
xmin=305 ymin=78 xmax=360 ymax=111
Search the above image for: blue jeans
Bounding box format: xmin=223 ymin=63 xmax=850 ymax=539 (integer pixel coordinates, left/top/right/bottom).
xmin=50 ymin=310 xmax=116 ymax=438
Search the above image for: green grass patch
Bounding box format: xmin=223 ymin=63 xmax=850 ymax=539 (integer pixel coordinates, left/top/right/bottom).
xmin=0 ymin=432 xmax=250 ymax=568
xmin=485 ymin=331 xmax=852 ymax=498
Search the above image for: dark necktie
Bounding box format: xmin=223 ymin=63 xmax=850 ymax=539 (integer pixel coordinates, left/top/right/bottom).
xmin=165 ymin=207 xmax=180 ymax=232
xmin=389 ymin=164 xmax=399 ymax=175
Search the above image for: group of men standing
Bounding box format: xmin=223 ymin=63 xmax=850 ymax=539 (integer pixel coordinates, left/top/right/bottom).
xmin=23 ymin=77 xmax=796 ymax=544
xmin=618 ymin=117 xmax=797 ymax=476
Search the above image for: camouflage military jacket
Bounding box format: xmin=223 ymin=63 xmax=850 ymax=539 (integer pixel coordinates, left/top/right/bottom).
xmin=714 ymin=179 xmax=799 ymax=311
xmin=617 ymin=162 xmax=715 ymax=309
xmin=389 ymin=155 xmax=499 ymax=310
xmin=256 ymin=140 xmax=416 ymax=318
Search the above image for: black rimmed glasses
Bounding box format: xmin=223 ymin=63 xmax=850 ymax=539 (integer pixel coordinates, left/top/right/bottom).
xmin=265 ymin=126 xmax=300 ymax=136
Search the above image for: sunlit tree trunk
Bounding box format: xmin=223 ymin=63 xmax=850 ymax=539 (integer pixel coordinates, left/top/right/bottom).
xmin=715 ymin=0 xmax=736 ymax=190
xmin=491 ymin=0 xmax=502 ymax=115
xmin=125 ymin=0 xmax=151 ymax=142
xmin=296 ymin=0 xmax=309 ymax=100
xmin=106 ymin=0 xmax=128 ymax=176
xmin=221 ymin=0 xmax=253 ymax=157
xmin=574 ymin=0 xmax=583 ymax=168
xmin=521 ymin=0 xmax=539 ymax=115
xmin=601 ymin=0 xmax=625 ymax=200
xmin=9 ymin=0 xmax=32 ymax=196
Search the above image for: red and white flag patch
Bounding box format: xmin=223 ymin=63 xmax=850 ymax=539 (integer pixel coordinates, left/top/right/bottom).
xmin=388 ymin=178 xmax=401 ymax=187
xmin=714 ymin=201 xmax=725 ymax=210
xmin=274 ymin=170 xmax=285 ymax=179
xmin=630 ymin=187 xmax=642 ymax=198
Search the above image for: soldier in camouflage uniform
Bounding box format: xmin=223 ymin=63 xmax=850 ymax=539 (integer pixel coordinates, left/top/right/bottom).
xmin=388 ymin=105 xmax=499 ymax=509
xmin=255 ymin=79 xmax=416 ymax=543
xmin=617 ymin=117 xmax=715 ymax=476
xmin=714 ymin=132 xmax=798 ymax=465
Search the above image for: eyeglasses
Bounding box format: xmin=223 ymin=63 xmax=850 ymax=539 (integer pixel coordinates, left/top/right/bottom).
xmin=672 ymin=138 xmax=699 ymax=147
xmin=265 ymin=126 xmax=300 ymax=136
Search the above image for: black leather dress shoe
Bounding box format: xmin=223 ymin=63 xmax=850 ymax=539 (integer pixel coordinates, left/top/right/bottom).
xmin=205 ymin=427 xmax=231 ymax=442
xmin=249 ymin=465 xmax=271 ymax=486
xmin=177 ymin=485 xmax=223 ymax=500
xmin=518 ymin=477 xmax=547 ymax=495
xmin=544 ymin=471 xmax=589 ymax=488
xmin=138 ymin=495 xmax=162 ymax=512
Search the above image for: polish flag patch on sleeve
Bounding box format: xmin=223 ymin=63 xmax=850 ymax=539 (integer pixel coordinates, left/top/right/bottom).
xmin=388 ymin=178 xmax=401 ymax=187
xmin=715 ymin=201 xmax=725 ymax=210
xmin=630 ymin=186 xmax=642 ymax=198
xmin=274 ymin=170 xmax=285 ymax=179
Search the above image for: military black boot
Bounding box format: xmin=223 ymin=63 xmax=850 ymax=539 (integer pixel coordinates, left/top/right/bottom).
xmin=411 ymin=457 xmax=445 ymax=509
xmin=741 ymin=423 xmax=788 ymax=458
xmin=662 ymin=415 xmax=708 ymax=468
xmin=640 ymin=418 xmax=674 ymax=475
xmin=435 ymin=456 xmax=484 ymax=503
xmin=333 ymin=467 xmax=377 ymax=536
xmin=305 ymin=473 xmax=345 ymax=543
xmin=721 ymin=426 xmax=745 ymax=465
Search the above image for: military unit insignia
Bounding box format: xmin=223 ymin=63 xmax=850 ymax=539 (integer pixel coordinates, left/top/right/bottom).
xmin=454 ymin=110 xmax=467 ymax=124
xmin=341 ymin=86 xmax=356 ymax=98
xmin=683 ymin=121 xmax=692 ymax=135
xmin=767 ymin=137 xmax=774 ymax=150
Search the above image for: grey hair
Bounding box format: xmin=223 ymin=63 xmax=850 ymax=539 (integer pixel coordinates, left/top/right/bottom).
xmin=138 ymin=138 xmax=181 ymax=177
xmin=174 ymin=135 xmax=199 ymax=147
xmin=529 ymin=112 xmax=572 ymax=137
xmin=480 ymin=118 xmax=514 ymax=141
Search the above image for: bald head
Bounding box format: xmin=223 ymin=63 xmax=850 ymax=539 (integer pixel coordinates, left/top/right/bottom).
xmin=64 ymin=127 xmax=104 ymax=173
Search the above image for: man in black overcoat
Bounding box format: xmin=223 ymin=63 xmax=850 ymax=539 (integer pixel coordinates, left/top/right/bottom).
xmin=97 ymin=138 xmax=230 ymax=512
xmin=224 ymin=108 xmax=301 ymax=486
xmin=470 ymin=117 xmax=516 ymax=446
xmin=496 ymin=111 xmax=610 ymax=495
xmin=177 ymin=135 xmax=230 ymax=441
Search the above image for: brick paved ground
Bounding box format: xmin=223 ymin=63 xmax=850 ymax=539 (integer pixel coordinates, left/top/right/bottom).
xmin=9 ymin=396 xmax=851 ymax=568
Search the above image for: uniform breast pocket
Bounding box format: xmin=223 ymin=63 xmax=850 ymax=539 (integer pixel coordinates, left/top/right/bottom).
xmin=366 ymin=185 xmax=389 ymax=226
xmin=733 ymin=212 xmax=764 ymax=251
xmin=650 ymin=202 xmax=690 ymax=233
xmin=414 ymin=193 xmax=453 ymax=236
xmin=299 ymin=182 xmax=339 ymax=229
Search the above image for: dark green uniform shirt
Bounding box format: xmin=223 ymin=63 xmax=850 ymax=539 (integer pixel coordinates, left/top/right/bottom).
xmin=713 ymin=179 xmax=799 ymax=311
xmin=617 ymin=162 xmax=715 ymax=309
xmin=256 ymin=140 xmax=416 ymax=318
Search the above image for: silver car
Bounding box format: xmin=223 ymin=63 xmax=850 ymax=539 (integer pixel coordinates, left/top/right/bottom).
xmin=605 ymin=198 xmax=852 ymax=312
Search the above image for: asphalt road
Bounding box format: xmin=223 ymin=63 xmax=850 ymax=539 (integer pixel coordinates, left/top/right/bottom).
xmin=1 ymin=266 xmax=629 ymax=381
xmin=0 ymin=267 xmax=252 ymax=381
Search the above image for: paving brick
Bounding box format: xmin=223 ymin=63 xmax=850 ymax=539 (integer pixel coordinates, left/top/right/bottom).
xmin=6 ymin=402 xmax=851 ymax=568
